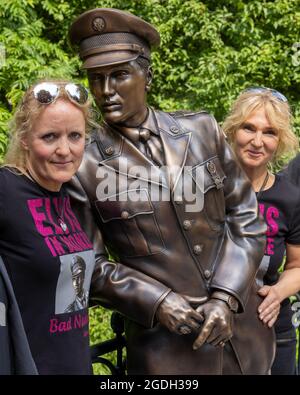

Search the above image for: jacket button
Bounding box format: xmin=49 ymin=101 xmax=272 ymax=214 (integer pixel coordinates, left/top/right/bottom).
xmin=121 ymin=211 xmax=129 ymax=219
xmin=170 ymin=126 xmax=180 ymax=134
xmin=183 ymin=220 xmax=192 ymax=230
xmin=105 ymin=146 xmax=114 ymax=155
xmin=207 ymin=161 xmax=216 ymax=174
xmin=204 ymin=270 xmax=211 ymax=279
xmin=193 ymin=244 xmax=203 ymax=255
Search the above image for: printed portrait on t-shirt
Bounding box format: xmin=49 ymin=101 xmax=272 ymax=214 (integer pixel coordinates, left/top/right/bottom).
xmin=55 ymin=250 xmax=94 ymax=314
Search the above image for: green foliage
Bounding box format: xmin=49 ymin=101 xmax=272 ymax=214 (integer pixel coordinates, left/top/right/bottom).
xmin=1 ymin=0 xmax=300 ymax=373
xmin=89 ymin=306 xmax=116 ymax=375
xmin=1 ymin=0 xmax=300 ymax=157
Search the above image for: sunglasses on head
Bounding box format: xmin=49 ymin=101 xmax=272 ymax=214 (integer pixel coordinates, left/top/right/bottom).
xmin=32 ymin=82 xmax=89 ymax=105
xmin=243 ymin=87 xmax=288 ymax=103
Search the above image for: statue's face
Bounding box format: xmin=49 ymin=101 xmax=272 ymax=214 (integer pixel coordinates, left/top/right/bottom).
xmin=87 ymin=60 xmax=149 ymax=126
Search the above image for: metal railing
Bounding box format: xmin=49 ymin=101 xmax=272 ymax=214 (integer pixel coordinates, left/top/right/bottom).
xmin=90 ymin=312 xmax=126 ymax=375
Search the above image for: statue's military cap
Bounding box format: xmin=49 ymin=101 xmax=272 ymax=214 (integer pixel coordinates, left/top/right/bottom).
xmin=70 ymin=256 xmax=86 ymax=276
xmin=69 ymin=8 xmax=160 ymax=69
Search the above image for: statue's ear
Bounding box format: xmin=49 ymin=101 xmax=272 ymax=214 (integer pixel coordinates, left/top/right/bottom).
xmin=145 ymin=66 xmax=153 ymax=92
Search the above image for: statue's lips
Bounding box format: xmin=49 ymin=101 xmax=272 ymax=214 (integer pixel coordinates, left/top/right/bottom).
xmin=102 ymin=102 xmax=122 ymax=112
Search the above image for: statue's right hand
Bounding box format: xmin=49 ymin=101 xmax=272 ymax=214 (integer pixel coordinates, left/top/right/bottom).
xmin=155 ymin=291 xmax=207 ymax=335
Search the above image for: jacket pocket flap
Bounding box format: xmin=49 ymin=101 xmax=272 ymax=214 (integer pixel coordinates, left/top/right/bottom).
xmin=95 ymin=189 xmax=154 ymax=223
xmin=191 ymin=156 xmax=226 ymax=194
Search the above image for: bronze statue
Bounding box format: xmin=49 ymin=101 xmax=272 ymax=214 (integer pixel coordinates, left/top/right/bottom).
xmin=68 ymin=8 xmax=275 ymax=374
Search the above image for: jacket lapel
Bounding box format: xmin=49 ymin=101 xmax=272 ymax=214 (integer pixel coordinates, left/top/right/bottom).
xmin=155 ymin=110 xmax=191 ymax=192
xmin=94 ymin=110 xmax=191 ymax=191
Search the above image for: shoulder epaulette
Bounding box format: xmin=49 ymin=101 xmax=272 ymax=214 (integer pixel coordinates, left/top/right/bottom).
xmin=168 ymin=110 xmax=209 ymax=118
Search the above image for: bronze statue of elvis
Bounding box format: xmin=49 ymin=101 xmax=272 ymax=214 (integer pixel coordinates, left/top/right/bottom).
xmin=67 ymin=8 xmax=275 ymax=374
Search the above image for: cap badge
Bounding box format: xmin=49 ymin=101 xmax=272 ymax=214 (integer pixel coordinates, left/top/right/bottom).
xmin=92 ymin=17 xmax=106 ymax=32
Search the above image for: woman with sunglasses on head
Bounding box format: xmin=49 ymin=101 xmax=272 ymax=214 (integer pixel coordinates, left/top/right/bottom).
xmin=1 ymin=80 xmax=174 ymax=375
xmin=223 ymin=88 xmax=300 ymax=375
xmin=0 ymin=79 xmax=96 ymax=374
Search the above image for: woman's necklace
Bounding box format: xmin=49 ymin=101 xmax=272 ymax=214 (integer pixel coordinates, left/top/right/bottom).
xmin=57 ymin=215 xmax=68 ymax=232
xmin=26 ymin=169 xmax=68 ymax=233
xmin=256 ymin=171 xmax=270 ymax=200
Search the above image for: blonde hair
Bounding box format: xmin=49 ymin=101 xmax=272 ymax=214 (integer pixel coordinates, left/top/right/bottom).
xmin=4 ymin=79 xmax=95 ymax=174
xmin=223 ymin=89 xmax=299 ymax=163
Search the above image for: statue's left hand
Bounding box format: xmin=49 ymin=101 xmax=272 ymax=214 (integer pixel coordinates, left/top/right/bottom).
xmin=192 ymin=299 xmax=233 ymax=350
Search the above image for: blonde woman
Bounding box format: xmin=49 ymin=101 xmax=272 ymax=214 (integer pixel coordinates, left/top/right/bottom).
xmin=1 ymin=80 xmax=173 ymax=374
xmin=223 ymin=87 xmax=300 ymax=375
xmin=0 ymin=80 xmax=96 ymax=374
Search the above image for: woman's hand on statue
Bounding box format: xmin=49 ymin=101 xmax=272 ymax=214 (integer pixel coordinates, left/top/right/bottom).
xmin=257 ymin=285 xmax=281 ymax=328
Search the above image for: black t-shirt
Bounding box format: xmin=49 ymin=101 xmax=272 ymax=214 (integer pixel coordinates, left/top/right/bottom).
xmin=257 ymin=173 xmax=300 ymax=334
xmin=0 ymin=269 xmax=13 ymax=374
xmin=0 ymin=168 xmax=95 ymax=374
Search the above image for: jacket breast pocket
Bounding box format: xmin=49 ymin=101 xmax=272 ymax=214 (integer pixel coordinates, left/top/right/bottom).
xmin=94 ymin=189 xmax=165 ymax=258
xmin=191 ymin=156 xmax=226 ymax=232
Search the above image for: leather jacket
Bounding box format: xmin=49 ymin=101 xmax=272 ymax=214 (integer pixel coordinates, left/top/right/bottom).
xmin=67 ymin=109 xmax=275 ymax=374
